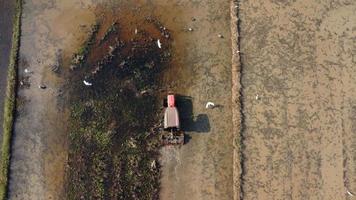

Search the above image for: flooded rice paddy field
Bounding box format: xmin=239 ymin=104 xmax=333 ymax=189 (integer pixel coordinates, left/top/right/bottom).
xmin=8 ymin=0 xmax=234 ymax=199
xmin=239 ymin=1 xmax=356 ymax=199
xmin=8 ymin=0 xmax=356 ymax=199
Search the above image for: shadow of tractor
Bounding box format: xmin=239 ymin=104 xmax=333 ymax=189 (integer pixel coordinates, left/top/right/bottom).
xmin=175 ymin=95 xmax=211 ymax=133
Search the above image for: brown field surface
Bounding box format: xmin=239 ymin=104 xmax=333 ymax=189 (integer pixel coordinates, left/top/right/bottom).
xmin=239 ymin=1 xmax=356 ymax=199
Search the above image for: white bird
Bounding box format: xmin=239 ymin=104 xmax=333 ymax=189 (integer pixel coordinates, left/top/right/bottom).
xmin=205 ymin=102 xmax=215 ymax=109
xmin=157 ymin=39 xmax=162 ymax=49
xmin=83 ymin=80 xmax=92 ymax=86
xmin=347 ymin=190 xmax=354 ymax=197
xmin=151 ymin=160 xmax=156 ymax=169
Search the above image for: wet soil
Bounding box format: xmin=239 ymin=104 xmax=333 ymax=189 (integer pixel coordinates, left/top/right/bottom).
xmin=0 ymin=0 xmax=15 ymax=149
xmin=239 ymin=1 xmax=356 ymax=199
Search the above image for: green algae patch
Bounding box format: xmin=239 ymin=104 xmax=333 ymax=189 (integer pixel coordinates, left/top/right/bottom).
xmin=66 ymin=11 xmax=171 ymax=200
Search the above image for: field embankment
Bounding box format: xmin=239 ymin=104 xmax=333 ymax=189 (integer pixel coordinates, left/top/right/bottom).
xmin=230 ymin=0 xmax=243 ymax=199
xmin=0 ymin=0 xmax=22 ymax=198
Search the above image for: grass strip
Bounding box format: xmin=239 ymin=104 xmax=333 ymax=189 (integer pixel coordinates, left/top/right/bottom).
xmin=0 ymin=0 xmax=22 ymax=198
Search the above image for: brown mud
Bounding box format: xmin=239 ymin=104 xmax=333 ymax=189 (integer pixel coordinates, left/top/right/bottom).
xmin=239 ymin=1 xmax=356 ymax=200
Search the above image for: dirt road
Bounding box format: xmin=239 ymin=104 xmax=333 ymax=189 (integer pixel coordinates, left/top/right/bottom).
xmin=0 ymin=0 xmax=15 ymax=148
xmin=239 ymin=1 xmax=356 ymax=199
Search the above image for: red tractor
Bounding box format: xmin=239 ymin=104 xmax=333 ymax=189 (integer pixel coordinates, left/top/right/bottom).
xmin=161 ymin=94 xmax=185 ymax=145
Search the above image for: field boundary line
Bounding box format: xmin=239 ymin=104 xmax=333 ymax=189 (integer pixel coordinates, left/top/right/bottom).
xmin=0 ymin=0 xmax=22 ymax=198
xmin=230 ymin=0 xmax=243 ymax=200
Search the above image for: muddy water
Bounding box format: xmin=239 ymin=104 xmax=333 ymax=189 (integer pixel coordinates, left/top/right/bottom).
xmin=9 ymin=0 xmax=96 ymax=199
xmin=0 ymin=0 xmax=15 ymax=148
xmin=240 ymin=1 xmax=356 ymax=199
